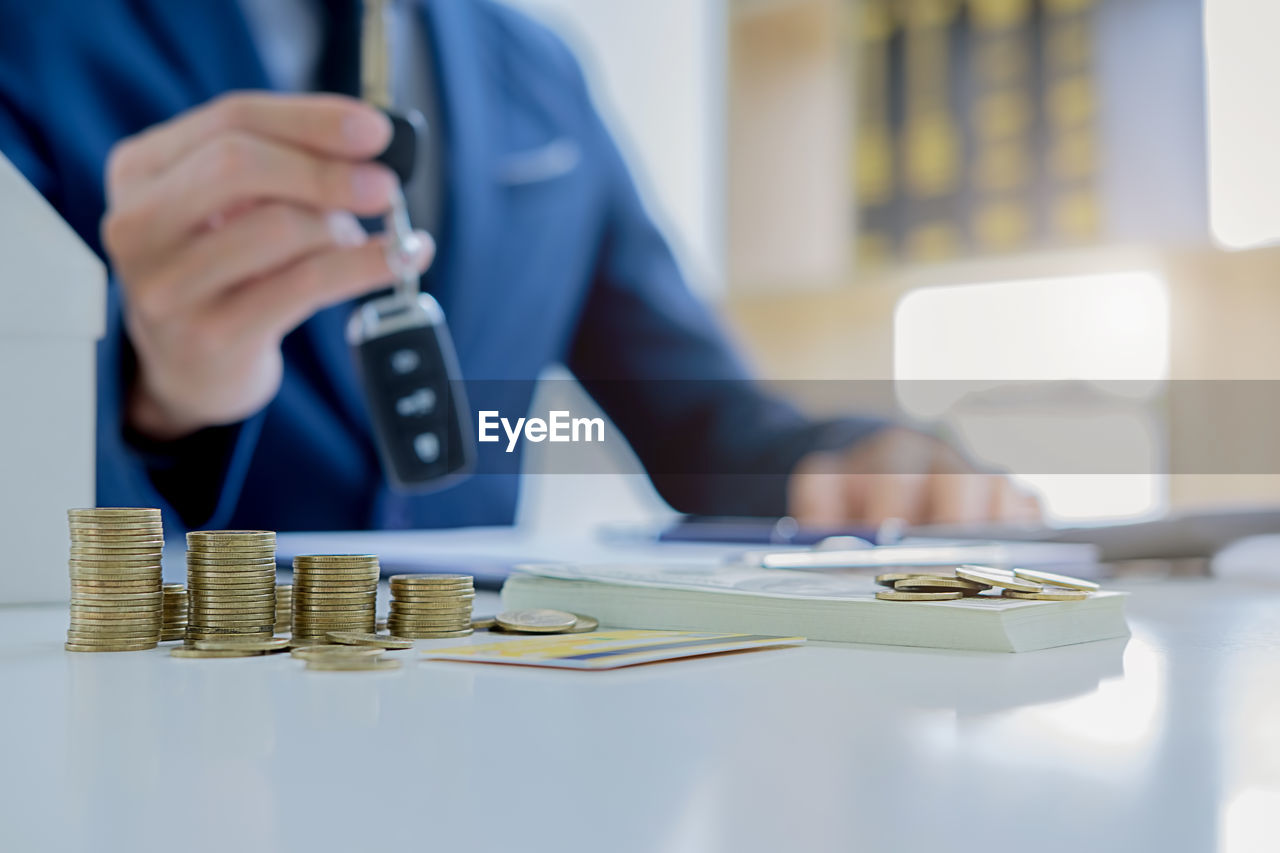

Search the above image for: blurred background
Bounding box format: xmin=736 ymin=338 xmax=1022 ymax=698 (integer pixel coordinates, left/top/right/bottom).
xmin=506 ymin=0 xmax=1280 ymax=529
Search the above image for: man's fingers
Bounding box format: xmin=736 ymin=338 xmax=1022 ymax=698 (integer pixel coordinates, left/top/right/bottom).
xmin=787 ymin=453 xmax=852 ymax=526
xmin=219 ymin=230 xmax=436 ymax=342
xmin=107 ymin=92 xmax=392 ymax=191
xmin=928 ymin=474 xmax=998 ymax=524
xmin=991 ymin=480 xmax=1044 ymax=523
xmin=114 ymin=133 xmax=397 ymax=259
xmin=861 ymin=473 xmax=930 ymax=525
xmin=130 ymin=204 xmax=367 ymax=321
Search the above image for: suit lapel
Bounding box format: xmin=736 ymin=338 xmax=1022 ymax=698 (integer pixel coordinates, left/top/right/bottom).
xmin=134 ymin=0 xmax=269 ymax=96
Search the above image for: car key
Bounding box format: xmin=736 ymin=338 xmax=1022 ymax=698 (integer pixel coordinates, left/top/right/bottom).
xmin=347 ymin=0 xmax=474 ymax=491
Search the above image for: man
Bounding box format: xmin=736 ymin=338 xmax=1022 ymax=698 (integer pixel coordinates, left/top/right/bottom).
xmin=0 ymin=0 xmax=1035 ymax=532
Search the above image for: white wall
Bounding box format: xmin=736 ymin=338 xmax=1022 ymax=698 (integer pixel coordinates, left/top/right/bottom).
xmin=503 ymin=0 xmax=727 ymax=296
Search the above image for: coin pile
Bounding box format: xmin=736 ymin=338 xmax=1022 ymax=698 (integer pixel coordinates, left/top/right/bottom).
xmin=66 ymin=508 xmax=164 ymax=652
xmin=185 ymin=530 xmax=277 ymax=646
xmin=492 ymin=609 xmax=598 ymax=634
xmin=162 ymin=583 xmax=188 ymax=641
xmin=275 ymin=584 xmax=293 ymax=635
xmin=874 ymin=565 xmax=1101 ymax=602
xmin=291 ymin=555 xmax=380 ymax=644
xmin=387 ymin=574 xmax=474 ymax=639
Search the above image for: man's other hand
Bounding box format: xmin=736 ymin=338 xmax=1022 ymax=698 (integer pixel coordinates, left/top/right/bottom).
xmin=787 ymin=428 xmax=1041 ymax=526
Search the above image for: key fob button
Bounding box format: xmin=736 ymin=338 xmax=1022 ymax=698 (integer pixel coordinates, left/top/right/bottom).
xmin=390 ymin=348 xmax=421 ymax=376
xmin=395 ymin=387 xmax=437 ymax=418
xmin=412 ymin=432 xmax=441 ymax=464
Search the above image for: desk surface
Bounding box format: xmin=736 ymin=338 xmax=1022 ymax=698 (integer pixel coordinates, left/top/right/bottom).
xmin=3 ymin=571 xmax=1280 ymax=853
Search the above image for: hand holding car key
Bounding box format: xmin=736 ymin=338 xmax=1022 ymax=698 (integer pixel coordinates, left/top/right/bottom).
xmin=347 ymin=0 xmax=474 ymax=491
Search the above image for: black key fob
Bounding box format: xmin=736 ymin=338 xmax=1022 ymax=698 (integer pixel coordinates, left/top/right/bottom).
xmin=347 ymin=292 xmax=474 ymax=492
xmin=374 ymin=109 xmax=425 ymax=186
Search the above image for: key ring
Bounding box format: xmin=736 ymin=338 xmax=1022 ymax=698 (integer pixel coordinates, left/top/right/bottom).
xmin=383 ymin=186 xmax=424 ymax=302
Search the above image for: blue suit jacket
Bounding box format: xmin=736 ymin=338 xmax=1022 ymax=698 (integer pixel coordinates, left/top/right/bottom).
xmin=0 ymin=0 xmax=880 ymax=532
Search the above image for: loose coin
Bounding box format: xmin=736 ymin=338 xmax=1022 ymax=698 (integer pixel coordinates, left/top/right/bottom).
xmin=567 ymin=614 xmax=599 ymax=633
xmin=875 ymin=571 xmax=960 ymax=587
xmin=894 ymin=576 xmax=988 ymax=593
xmin=1011 ymin=568 xmax=1100 ymax=592
xmin=291 ymin=646 xmax=384 ymax=661
xmin=955 ymin=565 xmax=1043 ymax=594
xmin=1002 ymin=586 xmax=1090 ymax=601
xmin=192 ymin=636 xmax=291 ymax=652
xmin=471 ymin=616 xmax=497 ymax=630
xmin=495 ymin=609 xmax=577 ymax=633
xmin=326 ymin=631 xmax=414 ymax=649
xmin=875 ymin=590 xmax=964 ymax=601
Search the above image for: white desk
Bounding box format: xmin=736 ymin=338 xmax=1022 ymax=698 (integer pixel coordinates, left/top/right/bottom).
xmin=3 ymin=567 xmax=1280 ymax=852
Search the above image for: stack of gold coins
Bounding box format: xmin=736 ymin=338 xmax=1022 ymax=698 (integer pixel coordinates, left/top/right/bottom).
xmin=66 ymin=508 xmax=164 ymax=652
xmin=161 ymin=583 xmax=188 ymax=641
xmin=387 ymin=574 xmax=474 ymax=639
xmin=291 ymin=555 xmax=379 ymax=644
xmin=185 ymin=531 xmax=277 ymax=646
xmin=274 ymin=584 xmax=293 ymax=635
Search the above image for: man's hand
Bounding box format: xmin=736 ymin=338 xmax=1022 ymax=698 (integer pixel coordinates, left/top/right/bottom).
xmin=787 ymin=428 xmax=1041 ymax=526
xmin=102 ymin=92 xmax=435 ymax=441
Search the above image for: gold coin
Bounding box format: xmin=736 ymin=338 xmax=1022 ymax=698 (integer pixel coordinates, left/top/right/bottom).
xmin=76 ymin=590 xmax=162 ymax=599
xmin=71 ymin=577 xmax=160 ymax=587
xmin=388 ymin=611 xmax=470 ymax=621
xmin=186 ymin=583 xmax=276 ymax=592
xmin=390 ymin=612 xmax=472 ymax=622
xmin=305 ymin=656 xmax=401 ymax=671
xmin=471 ymin=616 xmax=497 ymax=630
xmin=956 ymin=565 xmax=1043 ymax=593
xmin=69 ymin=546 xmax=165 ymax=557
xmin=388 ymin=573 xmax=471 ymax=584
xmin=187 ymin=627 xmax=273 ymax=636
xmin=393 ymin=628 xmax=473 ymax=639
xmin=67 ymin=625 xmax=160 ymax=637
xmin=567 ymin=614 xmax=599 ymax=633
xmin=325 ymin=631 xmax=415 ymax=649
xmin=894 ymin=576 xmax=989 ymax=593
xmin=70 ymin=591 xmax=162 ymax=601
xmin=68 ymin=559 xmax=162 ymax=569
xmin=68 ymin=506 xmax=161 ymax=517
xmin=68 ymin=626 xmax=160 ymax=636
xmin=495 ymin=609 xmax=577 ymax=633
xmin=170 ymin=647 xmax=267 ymax=658
xmin=389 ymin=605 xmax=473 ymax=616
xmin=1011 ymin=568 xmax=1100 ymax=592
xmin=65 ymin=641 xmax=157 ymax=652
xmin=193 ymin=636 xmax=290 ymax=652
xmin=1002 ymin=586 xmax=1089 ymax=601
xmin=875 ymin=590 xmax=964 ymax=601
xmin=68 ymin=529 xmax=163 ymax=539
